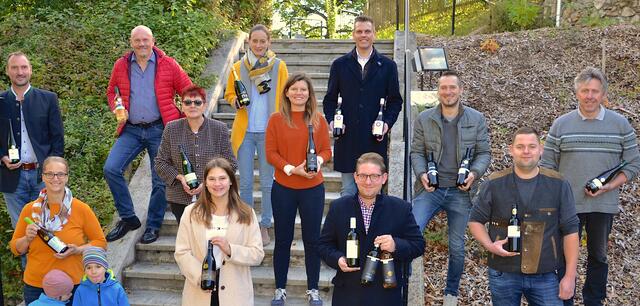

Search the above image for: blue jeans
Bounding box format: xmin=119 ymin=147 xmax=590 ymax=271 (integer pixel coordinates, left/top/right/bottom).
xmin=340 ymin=172 xmax=357 ymax=197
xmin=578 ymin=212 xmax=613 ymax=306
xmin=488 ymin=268 xmax=563 ymax=306
xmin=238 ymin=132 xmax=273 ymax=228
xmin=103 ymin=122 xmax=166 ymax=230
xmin=271 ymin=181 xmax=324 ymax=289
xmin=412 ymin=187 xmax=470 ymax=296
xmin=3 ymin=168 xmax=44 ymax=227
xmin=24 ymin=283 xmax=78 ymax=305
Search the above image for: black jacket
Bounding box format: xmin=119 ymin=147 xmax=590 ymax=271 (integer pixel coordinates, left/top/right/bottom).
xmin=317 ymin=194 xmax=425 ymax=306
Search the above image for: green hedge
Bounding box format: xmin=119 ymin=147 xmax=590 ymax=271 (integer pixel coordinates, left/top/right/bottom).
xmin=0 ymin=0 xmax=239 ymax=302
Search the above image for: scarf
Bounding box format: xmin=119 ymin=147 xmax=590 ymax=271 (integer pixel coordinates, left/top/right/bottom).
xmin=30 ymin=187 xmax=73 ymax=232
xmin=243 ymin=49 xmax=277 ymax=94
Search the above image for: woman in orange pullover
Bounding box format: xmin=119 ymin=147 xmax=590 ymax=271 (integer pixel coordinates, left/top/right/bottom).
xmin=265 ymin=73 xmax=331 ymax=305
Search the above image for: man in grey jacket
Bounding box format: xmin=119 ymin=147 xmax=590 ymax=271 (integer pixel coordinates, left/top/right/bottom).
xmin=410 ymin=70 xmax=491 ymax=306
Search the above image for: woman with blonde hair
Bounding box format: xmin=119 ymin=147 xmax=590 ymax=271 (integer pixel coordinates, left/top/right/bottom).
xmin=174 ymin=157 xmax=264 ymax=306
xmin=225 ymin=24 xmax=289 ymax=246
xmin=265 ymin=73 xmax=332 ymax=305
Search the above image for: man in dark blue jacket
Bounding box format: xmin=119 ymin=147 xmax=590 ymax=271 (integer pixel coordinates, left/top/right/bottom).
xmin=323 ymin=15 xmax=403 ymax=196
xmin=0 ymin=52 xmax=64 ymax=227
xmin=318 ymin=153 xmax=425 ymax=306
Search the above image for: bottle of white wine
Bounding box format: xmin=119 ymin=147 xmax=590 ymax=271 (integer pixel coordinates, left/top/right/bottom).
xmin=333 ymin=96 xmax=345 ymax=138
xmin=231 ymin=68 xmax=250 ymax=108
xmin=8 ymin=120 xmax=20 ymax=164
xmin=507 ymin=205 xmax=521 ymax=253
xmin=360 ymin=244 xmax=381 ymax=285
xmin=346 ymin=217 xmax=359 ymax=268
xmin=179 ymin=145 xmax=199 ymax=190
xmin=585 ymin=160 xmax=628 ymax=193
xmin=372 ymin=98 xmax=385 ymax=141
xmin=24 ymin=217 xmax=69 ymax=254
xmin=200 ymin=241 xmax=218 ymax=291
xmin=305 ymin=125 xmax=318 ymax=173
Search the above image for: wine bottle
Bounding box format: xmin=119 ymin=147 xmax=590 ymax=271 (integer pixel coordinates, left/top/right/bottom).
xmin=426 ymin=152 xmax=438 ymax=189
xmin=346 ymin=217 xmax=359 ymax=268
xmin=372 ymin=98 xmax=385 ymax=141
xmin=333 ymin=96 xmax=345 ymax=138
xmin=381 ymin=251 xmax=397 ymax=289
xmin=456 ymin=148 xmax=472 ymax=187
xmin=8 ymin=120 xmax=20 ymax=164
xmin=507 ymin=205 xmax=521 ymax=253
xmin=200 ymin=241 xmax=218 ymax=291
xmin=360 ymin=244 xmax=381 ymax=285
xmin=305 ymin=125 xmax=318 ymax=173
xmin=113 ymin=86 xmax=127 ymax=123
xmin=585 ymin=160 xmax=628 ymax=193
xmin=179 ymin=145 xmax=199 ymax=190
xmin=231 ymin=68 xmax=250 ymax=108
xmin=24 ymin=217 xmax=69 ymax=254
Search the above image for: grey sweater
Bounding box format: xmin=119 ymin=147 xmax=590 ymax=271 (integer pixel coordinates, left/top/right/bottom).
xmin=540 ymin=109 xmax=640 ymax=214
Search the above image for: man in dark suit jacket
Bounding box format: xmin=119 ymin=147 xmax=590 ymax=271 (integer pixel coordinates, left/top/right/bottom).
xmin=318 ymin=153 xmax=425 ymax=306
xmin=323 ymin=15 xmax=403 ymax=196
xmin=0 ymin=52 xmax=64 ymax=227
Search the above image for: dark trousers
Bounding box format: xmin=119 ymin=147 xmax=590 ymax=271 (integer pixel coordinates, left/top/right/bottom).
xmin=24 ymin=283 xmax=78 ymax=305
xmin=170 ymin=202 xmax=187 ymax=224
xmin=271 ymin=181 xmax=325 ymax=289
xmin=578 ymin=212 xmax=613 ymax=306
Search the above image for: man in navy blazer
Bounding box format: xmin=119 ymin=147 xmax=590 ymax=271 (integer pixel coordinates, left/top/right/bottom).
xmin=318 ymin=153 xmax=425 ymax=306
xmin=323 ymin=15 xmax=403 ymax=196
xmin=0 ymin=52 xmax=64 ymax=227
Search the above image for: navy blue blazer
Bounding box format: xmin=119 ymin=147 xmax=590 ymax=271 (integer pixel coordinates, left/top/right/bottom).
xmin=0 ymin=88 xmax=64 ymax=192
xmin=317 ymin=194 xmax=425 ymax=306
xmin=322 ymin=47 xmax=403 ymax=173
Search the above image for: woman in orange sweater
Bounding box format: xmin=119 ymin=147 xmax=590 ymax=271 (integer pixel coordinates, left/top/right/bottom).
xmin=10 ymin=156 xmax=107 ymax=305
xmin=265 ymin=73 xmax=331 ymax=305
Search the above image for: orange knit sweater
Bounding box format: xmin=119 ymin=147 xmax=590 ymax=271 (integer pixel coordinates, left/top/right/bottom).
xmin=10 ymin=198 xmax=107 ymax=287
xmin=265 ymin=111 xmax=332 ymax=189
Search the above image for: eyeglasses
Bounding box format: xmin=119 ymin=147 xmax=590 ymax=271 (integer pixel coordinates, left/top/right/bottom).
xmin=43 ymin=172 xmax=68 ymax=179
xmin=355 ymin=173 xmax=383 ymax=182
xmin=183 ymin=99 xmax=204 ymax=106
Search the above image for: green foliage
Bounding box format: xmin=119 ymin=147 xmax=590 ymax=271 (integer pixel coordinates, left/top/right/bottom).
xmin=0 ymin=0 xmax=246 ymax=300
xmin=218 ymin=0 xmax=273 ymax=31
xmin=274 ymin=0 xmax=365 ymax=39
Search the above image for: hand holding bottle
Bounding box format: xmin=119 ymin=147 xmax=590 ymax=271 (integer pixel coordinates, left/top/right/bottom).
xmin=329 ymin=121 xmax=346 ymax=134
xmin=24 ymin=223 xmax=39 ymax=242
xmin=489 ymin=237 xmax=519 ymax=257
xmin=373 ymin=235 xmax=396 ymax=253
xmin=1 ymin=156 xmax=22 ymax=170
xmin=420 ymin=173 xmax=436 ymax=193
xmin=210 ymin=237 xmax=231 ymax=256
xmin=457 ymin=171 xmax=475 ymax=191
xmin=54 ymin=244 xmax=81 ymax=259
xmin=338 ymin=256 xmax=360 ymax=272
xmin=292 ymin=161 xmax=317 ymax=179
xmin=372 ymin=122 xmax=389 ymax=142
xmin=176 ymin=174 xmax=202 ymax=195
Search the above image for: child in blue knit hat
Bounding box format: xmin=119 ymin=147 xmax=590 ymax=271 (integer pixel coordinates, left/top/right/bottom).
xmin=72 ymin=246 xmax=130 ymax=306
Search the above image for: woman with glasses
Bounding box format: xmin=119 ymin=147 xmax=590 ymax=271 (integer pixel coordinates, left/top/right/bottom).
xmin=155 ymin=85 xmax=237 ymax=224
xmin=225 ymin=24 xmax=289 ymax=246
xmin=10 ymin=156 xmax=107 ymax=305
xmin=265 ymin=73 xmax=331 ymax=305
xmin=175 ymin=158 xmax=264 ymax=306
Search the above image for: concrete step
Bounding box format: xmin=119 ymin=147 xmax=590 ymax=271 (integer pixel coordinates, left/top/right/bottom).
xmin=127 ymin=288 xmax=332 ymax=306
xmin=270 ymin=39 xmax=393 ymax=50
xmin=214 ymin=94 xmax=328 ymax=114
xmin=124 ymin=262 xmax=334 ymax=300
xmin=241 ymin=169 xmax=342 ymax=192
xmin=283 ymin=61 xmax=332 ymax=74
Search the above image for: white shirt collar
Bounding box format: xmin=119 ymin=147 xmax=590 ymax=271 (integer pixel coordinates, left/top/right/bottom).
xmin=10 ymin=84 xmax=32 ymax=100
xmin=578 ymin=105 xmax=605 ymax=121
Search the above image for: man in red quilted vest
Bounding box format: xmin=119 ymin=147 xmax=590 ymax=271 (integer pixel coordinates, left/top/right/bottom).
xmin=104 ymin=25 xmax=192 ymax=244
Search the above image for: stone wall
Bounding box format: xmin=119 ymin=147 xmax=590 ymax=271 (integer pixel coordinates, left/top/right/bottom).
xmin=552 ymin=0 xmax=640 ymax=25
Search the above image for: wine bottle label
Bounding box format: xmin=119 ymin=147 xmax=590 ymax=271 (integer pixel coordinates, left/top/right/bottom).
xmin=203 ymin=263 xmax=209 ymax=270
xmin=507 ymin=225 xmax=520 ymax=238
xmin=9 ymin=148 xmax=19 ymax=161
xmin=334 ymin=114 xmax=344 ymax=128
xmin=346 ymin=240 xmax=358 ymax=259
xmin=458 ymin=168 xmax=470 ymax=174
xmin=185 ymin=172 xmax=198 ymax=183
xmin=310 ymin=148 xmax=315 ymax=154
xmin=373 ymin=120 xmax=384 ymax=135
xmin=427 ymin=169 xmax=437 ymax=175
xmin=591 ymin=179 xmax=604 ymax=188
xmin=48 ymin=236 xmax=67 ymax=253
xmin=367 ymin=255 xmax=379 ymax=262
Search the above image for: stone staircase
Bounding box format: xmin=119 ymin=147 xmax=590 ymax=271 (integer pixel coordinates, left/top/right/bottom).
xmin=123 ymin=38 xmax=394 ymax=306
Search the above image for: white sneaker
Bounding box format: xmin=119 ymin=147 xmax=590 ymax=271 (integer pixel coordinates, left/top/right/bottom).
xmin=306 ymin=289 xmax=323 ymax=306
xmin=443 ymin=294 xmax=458 ymax=306
xmin=271 ymin=288 xmax=286 ymax=306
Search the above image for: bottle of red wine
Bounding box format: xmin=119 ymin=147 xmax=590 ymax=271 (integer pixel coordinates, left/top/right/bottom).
xmin=381 ymin=251 xmax=397 ymax=289
xmin=507 ymin=205 xmax=521 ymax=252
xmin=24 ymin=217 xmax=69 ymax=254
xmin=200 ymin=241 xmax=218 ymax=291
xmin=333 ymin=96 xmax=345 ymax=138
xmin=372 ymin=98 xmax=385 ymax=141
xmin=585 ymin=160 xmax=628 ymax=193
xmin=346 ymin=217 xmax=359 ymax=268
xmin=426 ymin=152 xmax=438 ymax=189
xmin=305 ymin=125 xmax=318 ymax=173
xmin=231 ymin=68 xmax=250 ymax=108
xmin=360 ymin=244 xmax=381 ymax=285
xmin=179 ymin=145 xmax=199 ymax=190
xmin=456 ymin=148 xmax=472 ymax=187
xmin=8 ymin=120 xmax=20 ymax=164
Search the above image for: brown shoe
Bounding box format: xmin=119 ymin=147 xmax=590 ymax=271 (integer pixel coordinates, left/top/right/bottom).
xmin=260 ymin=226 xmax=271 ymax=246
